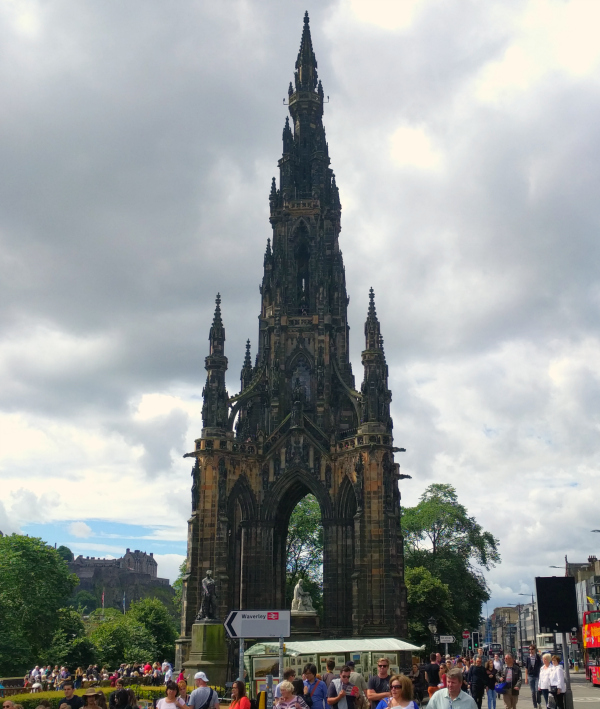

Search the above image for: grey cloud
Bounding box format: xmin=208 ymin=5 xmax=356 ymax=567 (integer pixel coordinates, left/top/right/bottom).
xmin=2 ymin=0 xmax=600 ymax=610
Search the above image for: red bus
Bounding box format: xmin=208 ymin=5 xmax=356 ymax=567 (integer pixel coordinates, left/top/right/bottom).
xmin=583 ymin=610 xmax=600 ymax=685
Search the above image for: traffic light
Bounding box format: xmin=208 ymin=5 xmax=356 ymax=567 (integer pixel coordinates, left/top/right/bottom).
xmin=472 ymin=631 xmax=480 ymax=649
xmin=468 ymin=636 xmax=473 ymax=651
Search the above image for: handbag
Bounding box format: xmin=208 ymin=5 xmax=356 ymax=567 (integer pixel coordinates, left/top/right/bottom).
xmin=494 ymin=682 xmax=508 ymax=695
xmin=550 ymin=686 xmax=558 ymax=694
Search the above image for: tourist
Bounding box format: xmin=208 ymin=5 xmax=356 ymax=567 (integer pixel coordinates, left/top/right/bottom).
xmin=427 ymin=669 xmax=477 ymax=709
xmin=408 ymin=663 xmax=426 ymax=705
xmin=549 ymin=657 xmax=565 ymax=709
xmin=484 ymin=660 xmax=497 ymax=709
xmin=230 ymin=681 xmax=251 ymax=709
xmin=278 ymin=682 xmax=303 ymax=709
xmin=327 ymin=666 xmax=359 ymax=709
xmin=275 ymin=670 xmax=297 ymax=704
xmin=499 ymin=655 xmax=522 ymax=709
xmin=292 ymin=680 xmax=311 ymax=709
xmin=538 ymin=655 xmax=552 ymax=708
xmin=367 ymin=658 xmax=391 ymax=709
xmin=322 ymin=660 xmax=338 ymax=689
xmin=110 ymin=679 xmax=126 ymax=709
xmin=187 ymin=672 xmax=219 ymax=709
xmin=61 ymin=681 xmax=83 ymax=709
xmin=112 ymin=689 xmax=135 ymax=709
xmin=157 ymin=681 xmax=185 ymax=709
xmin=3 ymin=702 xmax=15 ymax=709
xmin=177 ymin=671 xmax=185 ymax=684
xmin=493 ymin=656 xmax=503 ymax=674
xmin=304 ymin=664 xmax=328 ymax=709
xmin=178 ymin=681 xmax=190 ymax=705
xmin=75 ymin=668 xmax=84 ymax=690
xmin=437 ymin=665 xmax=447 ymax=690
xmin=83 ymin=689 xmax=103 ymax=709
xmin=468 ymin=657 xmax=487 ymax=709
xmin=374 ymin=675 xmax=415 ymax=709
xmin=423 ymin=654 xmax=440 ymax=700
xmin=524 ymin=646 xmax=542 ymax=709
xmin=347 ymin=661 xmax=367 ymax=708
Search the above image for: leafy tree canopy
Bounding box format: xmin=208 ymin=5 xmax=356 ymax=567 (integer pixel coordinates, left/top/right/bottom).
xmin=405 ymin=566 xmax=454 ymax=648
xmin=128 ymin=597 xmax=177 ymax=663
xmin=403 ymin=484 xmax=500 ymax=642
xmin=89 ymin=613 xmax=157 ymax=668
xmin=0 ymin=534 xmax=79 ymax=674
xmin=57 ymin=545 xmax=74 ymax=563
xmin=285 ymin=495 xmax=323 ymax=614
xmin=172 ymin=560 xmax=187 ymax=619
xmin=403 ymin=483 xmax=500 ymax=569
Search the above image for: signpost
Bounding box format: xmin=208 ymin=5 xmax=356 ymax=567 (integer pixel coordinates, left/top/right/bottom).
xmin=462 ymin=631 xmax=470 ymax=639
xmin=224 ymin=610 xmax=291 ymax=685
xmin=440 ymin=635 xmax=455 ymax=655
xmin=224 ymin=610 xmax=291 ymax=639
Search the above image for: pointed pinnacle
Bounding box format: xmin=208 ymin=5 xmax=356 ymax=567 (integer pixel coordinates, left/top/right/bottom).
xmin=244 ymin=339 xmax=252 ymax=367
xmin=368 ymin=287 xmax=377 ymax=317
xmin=212 ymin=293 xmax=223 ymax=326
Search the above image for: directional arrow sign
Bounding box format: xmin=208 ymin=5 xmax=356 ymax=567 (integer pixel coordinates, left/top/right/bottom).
xmin=439 ymin=635 xmax=455 ymax=644
xmin=224 ymin=610 xmax=291 ymax=639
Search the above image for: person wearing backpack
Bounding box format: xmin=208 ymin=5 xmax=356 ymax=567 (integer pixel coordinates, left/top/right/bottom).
xmin=322 ymin=660 xmax=338 ymax=689
xmin=187 ymin=672 xmax=219 ymax=709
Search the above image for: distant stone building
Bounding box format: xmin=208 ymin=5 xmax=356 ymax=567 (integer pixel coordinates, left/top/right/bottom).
xmin=69 ymin=548 xmax=173 ymax=610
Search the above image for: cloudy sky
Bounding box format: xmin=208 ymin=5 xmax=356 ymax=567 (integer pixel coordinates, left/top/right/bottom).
xmin=1 ymin=0 xmax=599 ymax=619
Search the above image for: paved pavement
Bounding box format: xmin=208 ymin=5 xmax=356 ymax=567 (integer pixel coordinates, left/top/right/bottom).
xmin=569 ymin=672 xmax=600 ymax=708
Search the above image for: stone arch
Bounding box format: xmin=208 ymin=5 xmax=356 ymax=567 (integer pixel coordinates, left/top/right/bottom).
xmin=336 ymin=473 xmax=359 ymax=520
xmin=262 ymin=465 xmax=332 ymax=612
xmin=263 ymin=465 xmax=333 ymax=522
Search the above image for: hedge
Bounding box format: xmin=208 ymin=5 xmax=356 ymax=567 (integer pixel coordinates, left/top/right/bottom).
xmin=5 ymin=685 xmax=227 ymax=709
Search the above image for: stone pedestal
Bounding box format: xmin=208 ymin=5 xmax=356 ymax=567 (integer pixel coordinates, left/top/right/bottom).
xmin=183 ymin=621 xmax=228 ymax=688
xmin=291 ymin=611 xmax=320 ymax=638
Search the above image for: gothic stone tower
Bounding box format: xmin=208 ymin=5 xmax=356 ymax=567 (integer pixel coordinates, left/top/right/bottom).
xmin=178 ymin=13 xmax=407 ymax=662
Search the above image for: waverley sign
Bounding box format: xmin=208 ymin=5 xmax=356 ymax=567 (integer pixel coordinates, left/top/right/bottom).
xmin=224 ymin=610 xmax=291 ymax=639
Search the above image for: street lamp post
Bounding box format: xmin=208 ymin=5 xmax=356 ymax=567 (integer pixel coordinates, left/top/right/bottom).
xmin=428 ymin=616 xmax=437 ymax=654
xmin=509 ymin=603 xmax=524 ymax=662
xmin=519 ymin=593 xmax=537 ymax=644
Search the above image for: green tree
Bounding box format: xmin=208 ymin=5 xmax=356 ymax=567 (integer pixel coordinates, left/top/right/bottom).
xmin=71 ymin=590 xmax=99 ymax=614
xmin=89 ymin=613 xmax=157 ymax=667
xmin=285 ymin=494 xmax=323 ymax=614
xmin=128 ymin=597 xmax=177 ymax=663
xmin=0 ymin=535 xmax=79 ymax=674
xmin=172 ymin=560 xmax=187 ymax=618
xmin=405 ymin=567 xmax=454 ymax=648
xmin=402 ymin=484 xmax=500 ymax=637
xmin=57 ymin=545 xmax=74 ymax=562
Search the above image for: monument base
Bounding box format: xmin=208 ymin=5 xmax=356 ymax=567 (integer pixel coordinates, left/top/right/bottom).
xmin=183 ymin=621 xmax=228 ymax=689
xmin=291 ymin=611 xmax=320 ymax=638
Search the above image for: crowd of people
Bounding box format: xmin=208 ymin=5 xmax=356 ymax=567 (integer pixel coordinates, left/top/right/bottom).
xmin=412 ymin=646 xmax=566 ymax=709
xmin=2 ymin=645 xmax=569 ymax=709
xmin=23 ymin=662 xmax=180 ymax=691
xmin=265 ymin=646 xmax=567 ymax=709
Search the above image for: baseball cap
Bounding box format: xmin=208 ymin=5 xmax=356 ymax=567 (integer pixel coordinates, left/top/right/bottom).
xmin=194 ymin=672 xmax=209 ymax=682
xmin=347 ymin=661 xmax=355 ymax=668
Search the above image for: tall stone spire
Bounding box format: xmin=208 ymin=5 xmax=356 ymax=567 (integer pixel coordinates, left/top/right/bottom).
xmin=201 ymin=294 xmax=228 ymax=433
xmin=294 ymin=11 xmax=318 ymax=92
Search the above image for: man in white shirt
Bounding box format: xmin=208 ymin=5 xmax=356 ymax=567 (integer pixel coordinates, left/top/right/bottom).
xmin=428 ymin=669 xmax=477 ymax=709
xmin=494 ymin=655 xmax=504 ymax=673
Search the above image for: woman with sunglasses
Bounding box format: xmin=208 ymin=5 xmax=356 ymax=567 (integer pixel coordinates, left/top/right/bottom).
xmin=374 ymin=675 xmax=416 ymax=709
